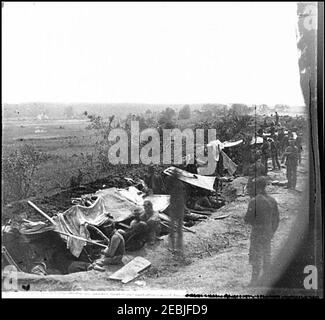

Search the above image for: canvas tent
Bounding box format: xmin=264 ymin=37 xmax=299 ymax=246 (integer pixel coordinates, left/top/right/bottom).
xmin=193 ymin=138 xmax=241 ymax=176
xmin=164 ymin=166 xmax=216 ymax=191
xmin=19 ymin=187 xmax=170 ymax=258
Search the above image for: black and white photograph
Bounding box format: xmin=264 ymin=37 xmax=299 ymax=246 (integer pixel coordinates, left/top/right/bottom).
xmin=1 ymin=2 xmax=323 ymax=300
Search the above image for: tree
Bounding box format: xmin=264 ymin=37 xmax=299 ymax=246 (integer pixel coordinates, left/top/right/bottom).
xmin=200 ymin=104 xmax=228 ymax=118
xmin=230 ymin=104 xmax=250 ymax=115
xmin=158 ymin=107 xmax=176 ymax=129
xmin=178 ymin=105 xmax=191 ymax=120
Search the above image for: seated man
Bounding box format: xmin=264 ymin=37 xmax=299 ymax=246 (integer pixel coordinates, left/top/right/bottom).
xmin=92 ymin=221 xmax=125 ymax=268
xmin=140 ymin=200 xmax=160 ymax=244
xmin=124 ymin=208 xmax=149 ymax=251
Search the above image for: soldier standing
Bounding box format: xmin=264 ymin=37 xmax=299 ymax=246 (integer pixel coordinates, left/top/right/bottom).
xmin=261 ymin=137 xmax=270 ymax=174
xmin=269 ymin=138 xmax=281 ymax=171
xmin=295 ymin=134 xmax=303 ymax=164
xmin=241 ymin=135 xmax=252 ymax=176
xmin=282 ymin=139 xmax=299 ymax=189
xmin=245 ymin=177 xmax=280 ymax=286
xmin=246 ymin=154 xmax=266 ymax=198
xmin=166 ymin=172 xmax=186 ymax=257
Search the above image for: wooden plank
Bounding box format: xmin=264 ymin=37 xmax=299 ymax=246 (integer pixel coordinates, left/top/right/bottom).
xmin=109 ymin=256 xmax=151 ymax=283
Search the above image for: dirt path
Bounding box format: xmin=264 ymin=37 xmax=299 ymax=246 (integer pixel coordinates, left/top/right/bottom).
xmin=12 ymin=151 xmax=309 ymax=296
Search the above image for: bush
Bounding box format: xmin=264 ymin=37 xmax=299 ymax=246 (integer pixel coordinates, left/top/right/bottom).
xmin=2 ymin=145 xmax=47 ymax=203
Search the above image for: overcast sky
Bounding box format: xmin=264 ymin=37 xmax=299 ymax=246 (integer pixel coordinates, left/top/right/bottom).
xmin=2 ymin=2 xmax=305 ymax=106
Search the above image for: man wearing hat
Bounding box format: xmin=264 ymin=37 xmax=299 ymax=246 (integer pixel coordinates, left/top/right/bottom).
xmin=245 ymin=176 xmax=280 ymax=286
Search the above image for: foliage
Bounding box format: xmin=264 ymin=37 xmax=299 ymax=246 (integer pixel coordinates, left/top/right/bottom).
xmin=178 ymin=105 xmax=191 ymax=120
xmin=84 ymin=113 xmax=117 ymax=171
xmin=158 ymin=107 xmax=177 ymax=129
xmin=2 ymin=144 xmax=48 ymax=203
xmin=230 ymin=104 xmax=251 ymax=116
xmin=200 ymin=104 xmax=228 ymax=119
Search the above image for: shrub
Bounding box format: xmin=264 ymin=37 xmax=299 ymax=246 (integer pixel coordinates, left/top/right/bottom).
xmin=2 ymin=145 xmax=47 ymax=203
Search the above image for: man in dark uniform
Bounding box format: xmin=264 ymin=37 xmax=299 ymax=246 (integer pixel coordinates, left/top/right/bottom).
xmin=261 ymin=137 xmax=270 ymax=174
xmin=246 ymin=155 xmax=266 ymax=198
xmin=282 ymin=139 xmax=299 ymax=189
xmin=241 ymin=135 xmax=252 ymax=176
xmin=140 ymin=200 xmax=160 ymax=244
xmin=123 ymin=207 xmax=149 ymax=251
xmin=277 ymin=128 xmax=285 ymax=155
xmin=269 ymin=138 xmax=281 ymax=171
xmin=165 ymin=172 xmax=186 ymax=256
xmin=144 ymin=166 xmax=165 ymax=194
xmin=245 ymin=177 xmax=280 ymax=286
xmin=295 ymin=134 xmax=303 ymax=164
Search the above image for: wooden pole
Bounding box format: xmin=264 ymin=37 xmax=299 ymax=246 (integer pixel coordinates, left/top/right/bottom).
xmin=54 ymin=230 xmax=107 ymax=249
xmin=27 ymin=201 xmax=57 ymax=225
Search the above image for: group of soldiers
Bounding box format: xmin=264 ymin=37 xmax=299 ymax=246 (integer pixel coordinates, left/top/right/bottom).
xmin=243 ymin=118 xmax=304 ymax=286
xmin=243 ymin=123 xmax=302 ymax=194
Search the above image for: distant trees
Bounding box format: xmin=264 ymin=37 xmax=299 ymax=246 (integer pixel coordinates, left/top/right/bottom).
xmin=158 ymin=107 xmax=176 ymax=129
xmin=178 ymin=105 xmax=191 ymax=120
xmin=230 ymin=103 xmax=250 ymax=115
xmin=200 ymin=104 xmax=228 ymax=118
